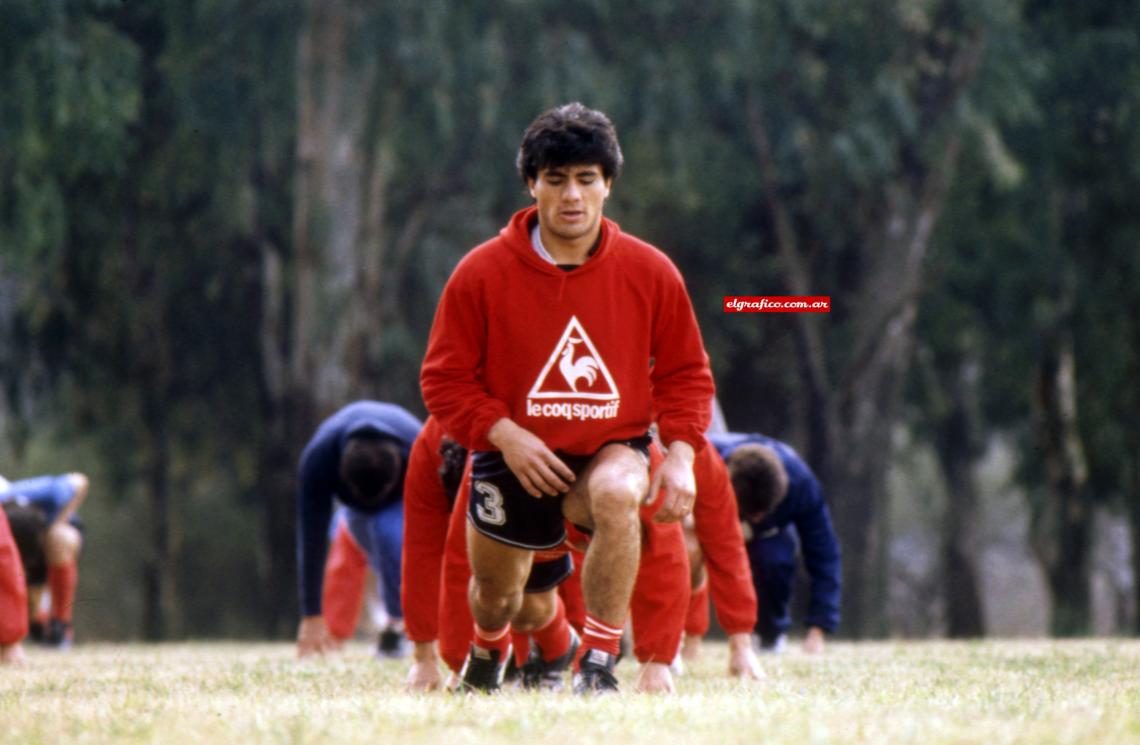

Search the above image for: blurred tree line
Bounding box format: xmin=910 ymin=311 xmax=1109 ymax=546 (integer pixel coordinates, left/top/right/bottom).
xmin=0 ymin=0 xmax=1136 ymax=640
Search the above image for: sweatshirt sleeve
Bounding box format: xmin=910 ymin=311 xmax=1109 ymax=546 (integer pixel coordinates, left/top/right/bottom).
xmin=629 ymin=520 xmax=690 ymax=664
xmin=296 ymin=444 xmax=335 ymax=617
xmin=794 ymin=478 xmax=842 ymax=633
xmin=420 ymin=261 xmax=511 ymax=451
xmin=628 ymin=444 xmax=690 ymax=663
xmin=400 ymin=419 xmax=452 ymax=643
xmin=437 ymin=464 xmax=476 ymax=673
xmin=650 ymin=262 xmax=715 ymax=451
xmin=691 ymin=443 xmax=758 ymax=635
xmin=0 ymin=510 xmax=28 ymax=645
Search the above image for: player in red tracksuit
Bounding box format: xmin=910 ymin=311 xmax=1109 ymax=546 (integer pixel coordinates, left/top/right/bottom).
xmin=399 ymin=419 xmax=590 ymax=692
xmin=404 ymin=446 xmax=598 ymax=690
xmin=421 ymin=103 xmax=714 ymax=693
xmin=396 ymin=432 xmax=742 ymax=693
xmin=679 ymin=437 xmax=763 ymax=679
xmin=320 ymin=519 xmax=370 ymax=644
xmin=433 ymin=445 xmax=691 ymax=693
xmin=399 ymin=416 xmax=465 ymax=690
xmin=0 ymin=503 xmax=28 ymax=666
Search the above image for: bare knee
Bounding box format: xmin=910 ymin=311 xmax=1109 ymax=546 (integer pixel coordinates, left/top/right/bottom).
xmin=512 ymin=590 xmax=557 ymax=633
xmin=44 ymin=523 xmax=81 ymax=565
xmin=588 ymin=468 xmax=645 ymax=534
xmin=466 ymin=524 xmax=533 ymax=627
xmin=562 ymin=445 xmax=649 ymax=531
xmin=684 ymin=520 xmax=704 ymax=586
xmin=469 ymin=573 xmax=523 ymax=627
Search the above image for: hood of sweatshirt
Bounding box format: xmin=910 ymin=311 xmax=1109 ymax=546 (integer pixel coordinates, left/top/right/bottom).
xmin=498 ymin=205 xmax=621 ymax=279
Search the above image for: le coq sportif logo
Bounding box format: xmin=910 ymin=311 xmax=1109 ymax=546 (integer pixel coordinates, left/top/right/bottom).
xmin=526 ymin=316 xmax=621 ymax=421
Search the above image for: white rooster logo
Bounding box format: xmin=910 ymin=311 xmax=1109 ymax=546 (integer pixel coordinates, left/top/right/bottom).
xmin=527 ymin=316 xmax=619 ymax=402
xmin=559 ymin=338 xmax=600 ymax=392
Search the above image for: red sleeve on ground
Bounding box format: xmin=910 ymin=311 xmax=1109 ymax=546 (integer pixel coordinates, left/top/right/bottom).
xmin=438 ymin=463 xmax=475 ymax=673
xmin=629 ymin=518 xmax=690 ymax=664
xmin=401 ymin=417 xmax=453 ymax=643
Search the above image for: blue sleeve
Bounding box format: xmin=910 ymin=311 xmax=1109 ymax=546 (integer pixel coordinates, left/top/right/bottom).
xmin=792 ymin=478 xmax=842 ymax=633
xmin=297 ymin=441 xmax=337 ymax=617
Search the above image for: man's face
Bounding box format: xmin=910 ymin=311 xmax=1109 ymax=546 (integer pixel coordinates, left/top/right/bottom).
xmin=346 ymin=478 xmax=398 ymax=512
xmin=741 ymin=509 xmax=768 ymax=525
xmin=528 ymin=164 xmax=611 ymax=245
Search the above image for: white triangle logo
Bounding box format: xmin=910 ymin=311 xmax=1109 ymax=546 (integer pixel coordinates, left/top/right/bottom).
xmin=527 ymin=316 xmax=619 ymax=401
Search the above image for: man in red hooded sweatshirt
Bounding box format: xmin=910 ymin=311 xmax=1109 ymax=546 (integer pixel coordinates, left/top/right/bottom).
xmin=421 ymin=102 xmax=715 ymax=694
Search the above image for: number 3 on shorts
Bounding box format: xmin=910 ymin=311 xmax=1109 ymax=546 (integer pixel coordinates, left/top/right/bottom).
xmin=474 ymin=481 xmax=507 ymax=526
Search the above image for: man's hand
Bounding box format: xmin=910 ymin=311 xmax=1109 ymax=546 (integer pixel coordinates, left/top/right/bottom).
xmin=296 ymin=615 xmax=339 ymax=659
xmin=647 ymin=441 xmax=696 ymax=523
xmin=681 ymin=632 xmax=702 ymax=662
xmin=728 ymin=632 xmax=763 ymax=680
xmin=634 ymin=661 xmax=676 ymax=694
xmin=803 ymin=626 xmax=826 ymax=654
xmin=0 ymin=642 xmax=26 ymax=667
xmin=405 ymin=641 xmax=444 ymax=691
xmin=487 ymin=418 xmax=574 ymax=497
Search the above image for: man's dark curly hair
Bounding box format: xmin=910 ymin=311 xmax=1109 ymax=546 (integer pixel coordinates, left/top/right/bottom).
xmin=437 ymin=436 xmax=469 ymax=509
xmin=726 ymin=444 xmax=789 ymax=521
xmin=516 ymin=102 xmax=624 ymax=184
xmin=339 ymin=435 xmax=403 ymax=512
xmin=3 ymin=501 xmax=47 ymax=584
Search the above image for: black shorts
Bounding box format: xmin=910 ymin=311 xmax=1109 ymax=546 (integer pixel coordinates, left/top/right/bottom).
xmin=467 ymin=435 xmax=651 ymax=551
xmin=0 ymin=507 xmax=83 ymax=586
xmin=525 ymin=554 xmax=573 ymax=593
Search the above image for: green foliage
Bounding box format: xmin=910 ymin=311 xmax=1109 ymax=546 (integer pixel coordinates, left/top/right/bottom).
xmin=912 ymin=0 xmax=1140 ymax=633
xmin=1 ymin=0 xmax=1136 ymax=637
xmin=919 ymin=0 xmax=1140 ymax=500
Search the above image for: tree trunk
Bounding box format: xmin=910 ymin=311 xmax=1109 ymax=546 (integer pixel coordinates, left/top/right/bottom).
xmin=292 ymin=0 xmax=387 ymax=413
xmin=830 ymin=299 xmax=919 ymax=639
xmin=931 ymin=352 xmax=986 ymax=637
xmin=1132 ymin=448 xmax=1140 ymax=635
xmin=114 ymin=8 xmax=178 ymax=640
xmin=743 ymin=2 xmax=984 ymax=637
xmin=253 ymin=0 xmax=393 ymax=636
xmin=142 ymin=410 xmax=175 ymax=640
xmin=254 ymin=395 xmax=310 ymax=637
xmin=255 ymin=237 xmax=298 ymax=637
xmin=1031 ymin=335 xmax=1092 ymax=636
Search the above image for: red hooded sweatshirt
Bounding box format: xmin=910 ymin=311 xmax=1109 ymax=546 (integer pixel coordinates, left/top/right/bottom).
xmin=421 ymin=206 xmax=714 ymax=454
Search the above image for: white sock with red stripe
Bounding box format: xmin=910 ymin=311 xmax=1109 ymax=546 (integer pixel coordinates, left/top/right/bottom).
xmin=473 ymin=622 xmax=512 ymax=660
xmin=578 ymin=613 xmax=623 ymax=662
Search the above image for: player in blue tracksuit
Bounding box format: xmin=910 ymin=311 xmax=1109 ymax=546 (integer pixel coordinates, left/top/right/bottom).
xmin=295 ymin=401 xmax=422 ymax=658
xmin=708 ymin=433 xmax=841 ymax=653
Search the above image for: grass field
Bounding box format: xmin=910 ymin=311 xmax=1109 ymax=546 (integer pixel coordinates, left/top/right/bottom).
xmin=2 ymin=639 xmax=1139 ymax=744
